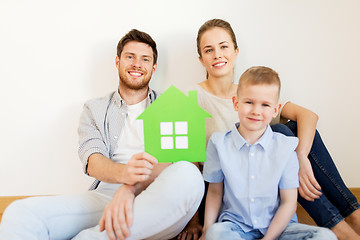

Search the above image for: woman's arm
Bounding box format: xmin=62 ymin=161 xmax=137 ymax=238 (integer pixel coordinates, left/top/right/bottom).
xmin=199 ymin=181 xmax=224 ymax=240
xmin=262 ymin=188 xmax=298 ymax=240
xmin=280 ymin=102 xmax=322 ymax=201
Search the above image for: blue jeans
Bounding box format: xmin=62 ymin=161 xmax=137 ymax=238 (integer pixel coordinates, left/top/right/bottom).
xmin=205 ymin=221 xmax=336 ymax=240
xmin=271 ymin=121 xmax=360 ymax=228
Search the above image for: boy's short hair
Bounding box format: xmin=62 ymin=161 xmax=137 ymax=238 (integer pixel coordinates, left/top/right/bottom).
xmin=117 ymin=29 xmax=158 ymax=65
xmin=237 ymin=66 xmax=281 ymax=99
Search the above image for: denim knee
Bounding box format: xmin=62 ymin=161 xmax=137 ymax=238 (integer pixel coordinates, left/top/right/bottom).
xmin=205 ymin=222 xmax=243 ymax=240
xmin=155 ymin=161 xmax=204 ymax=213
xmin=0 ymin=199 xmax=48 ymax=239
xmin=280 ymin=223 xmax=337 ymax=240
xmin=172 ymin=161 xmax=205 ymax=199
xmin=2 ymin=198 xmax=43 ymax=223
xmin=311 ymin=227 xmax=337 ymax=240
xmin=206 ymin=222 xmax=228 ymax=240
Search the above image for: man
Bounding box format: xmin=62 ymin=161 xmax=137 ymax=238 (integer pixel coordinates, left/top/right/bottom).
xmin=0 ymin=29 xmax=204 ymax=240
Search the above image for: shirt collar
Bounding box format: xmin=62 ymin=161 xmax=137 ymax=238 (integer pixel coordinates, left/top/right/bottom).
xmin=231 ymin=122 xmax=273 ymax=151
xmin=256 ymin=125 xmax=273 ymax=151
xmin=230 ymin=123 xmax=247 ymax=150
xmin=113 ymin=87 xmax=157 ymax=107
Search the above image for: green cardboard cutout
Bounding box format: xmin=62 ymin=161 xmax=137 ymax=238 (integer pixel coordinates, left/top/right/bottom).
xmin=138 ymin=85 xmax=211 ymax=163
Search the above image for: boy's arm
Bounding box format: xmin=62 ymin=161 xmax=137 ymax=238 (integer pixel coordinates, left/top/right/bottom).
xmin=281 ymin=102 xmax=321 ymax=201
xmin=200 ymin=181 xmax=224 ymax=240
xmin=262 ymin=188 xmax=297 ymax=240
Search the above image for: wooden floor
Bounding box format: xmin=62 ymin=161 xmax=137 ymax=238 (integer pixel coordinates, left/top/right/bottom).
xmin=1 ymin=188 xmax=359 ymax=225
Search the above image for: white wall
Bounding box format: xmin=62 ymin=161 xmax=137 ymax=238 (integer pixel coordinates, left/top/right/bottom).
xmin=1 ymin=0 xmax=359 ymax=196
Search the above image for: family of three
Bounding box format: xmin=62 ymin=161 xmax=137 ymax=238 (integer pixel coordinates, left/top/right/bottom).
xmin=0 ymin=19 xmax=359 ymax=240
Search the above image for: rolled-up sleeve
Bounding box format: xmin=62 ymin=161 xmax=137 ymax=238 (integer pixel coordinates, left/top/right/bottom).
xmin=78 ymin=101 xmax=109 ymax=175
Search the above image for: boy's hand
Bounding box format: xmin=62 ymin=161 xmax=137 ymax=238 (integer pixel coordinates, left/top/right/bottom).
xmin=122 ymin=152 xmax=158 ymax=185
xmin=99 ymin=184 xmax=135 ymax=240
xmin=298 ymin=156 xmax=322 ymax=201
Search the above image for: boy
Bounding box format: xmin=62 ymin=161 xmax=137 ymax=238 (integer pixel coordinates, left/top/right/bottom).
xmin=200 ymin=66 xmax=336 ymax=239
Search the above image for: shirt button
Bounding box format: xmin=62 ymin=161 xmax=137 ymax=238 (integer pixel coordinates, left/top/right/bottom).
xmin=250 ymin=175 xmax=255 ymax=179
xmin=250 ymin=198 xmax=255 ymax=202
xmin=250 ymin=152 xmax=255 ymax=157
xmin=121 ymin=112 xmax=125 ymax=116
xmin=253 ymin=220 xmax=257 ymax=224
xmin=246 ymin=143 xmax=250 ymax=147
xmin=114 ymin=136 xmax=118 ymax=139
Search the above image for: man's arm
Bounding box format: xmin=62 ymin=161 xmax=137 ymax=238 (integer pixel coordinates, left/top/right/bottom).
xmin=199 ymin=181 xmax=223 ymax=240
xmin=262 ymin=188 xmax=297 ymax=240
xmin=87 ymin=152 xmax=157 ymax=185
xmin=281 ymin=102 xmax=322 ymax=201
xmin=98 ymin=153 xmax=171 ymax=240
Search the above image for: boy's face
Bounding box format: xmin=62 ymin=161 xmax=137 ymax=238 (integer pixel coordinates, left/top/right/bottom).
xmin=232 ymin=83 xmax=280 ymax=136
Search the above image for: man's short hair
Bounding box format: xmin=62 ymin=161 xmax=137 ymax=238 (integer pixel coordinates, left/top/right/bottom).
xmin=117 ymin=29 xmax=158 ymax=65
xmin=237 ymin=66 xmax=281 ymax=98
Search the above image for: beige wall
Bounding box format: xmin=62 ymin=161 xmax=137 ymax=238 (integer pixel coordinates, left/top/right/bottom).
xmin=1 ymin=0 xmax=359 ymax=196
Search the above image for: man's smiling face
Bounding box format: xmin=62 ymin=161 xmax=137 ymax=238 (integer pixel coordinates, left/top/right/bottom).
xmin=116 ymin=41 xmax=157 ymax=90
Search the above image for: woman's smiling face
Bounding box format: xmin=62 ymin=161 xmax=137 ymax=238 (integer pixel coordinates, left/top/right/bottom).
xmin=199 ymin=27 xmax=239 ymax=79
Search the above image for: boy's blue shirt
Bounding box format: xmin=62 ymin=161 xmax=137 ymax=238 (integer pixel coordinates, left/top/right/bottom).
xmin=203 ymin=123 xmax=299 ymax=234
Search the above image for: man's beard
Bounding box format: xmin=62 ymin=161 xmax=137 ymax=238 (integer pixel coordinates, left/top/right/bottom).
xmin=119 ymin=70 xmax=152 ymax=90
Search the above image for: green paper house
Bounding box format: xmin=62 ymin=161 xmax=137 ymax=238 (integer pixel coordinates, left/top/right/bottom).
xmin=138 ymin=85 xmax=212 ymax=163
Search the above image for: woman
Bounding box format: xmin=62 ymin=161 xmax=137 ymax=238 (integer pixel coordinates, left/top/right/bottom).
xmin=178 ymin=19 xmax=360 ymax=240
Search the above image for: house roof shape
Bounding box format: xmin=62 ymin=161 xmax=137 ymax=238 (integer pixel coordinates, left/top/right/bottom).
xmin=138 ymin=85 xmax=211 ymax=121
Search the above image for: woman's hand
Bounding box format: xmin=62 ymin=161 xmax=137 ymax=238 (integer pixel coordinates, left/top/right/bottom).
xmin=298 ymin=155 xmax=322 ymax=201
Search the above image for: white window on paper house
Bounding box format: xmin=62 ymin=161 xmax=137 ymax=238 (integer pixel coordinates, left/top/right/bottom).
xmin=160 ymin=121 xmax=188 ymax=149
